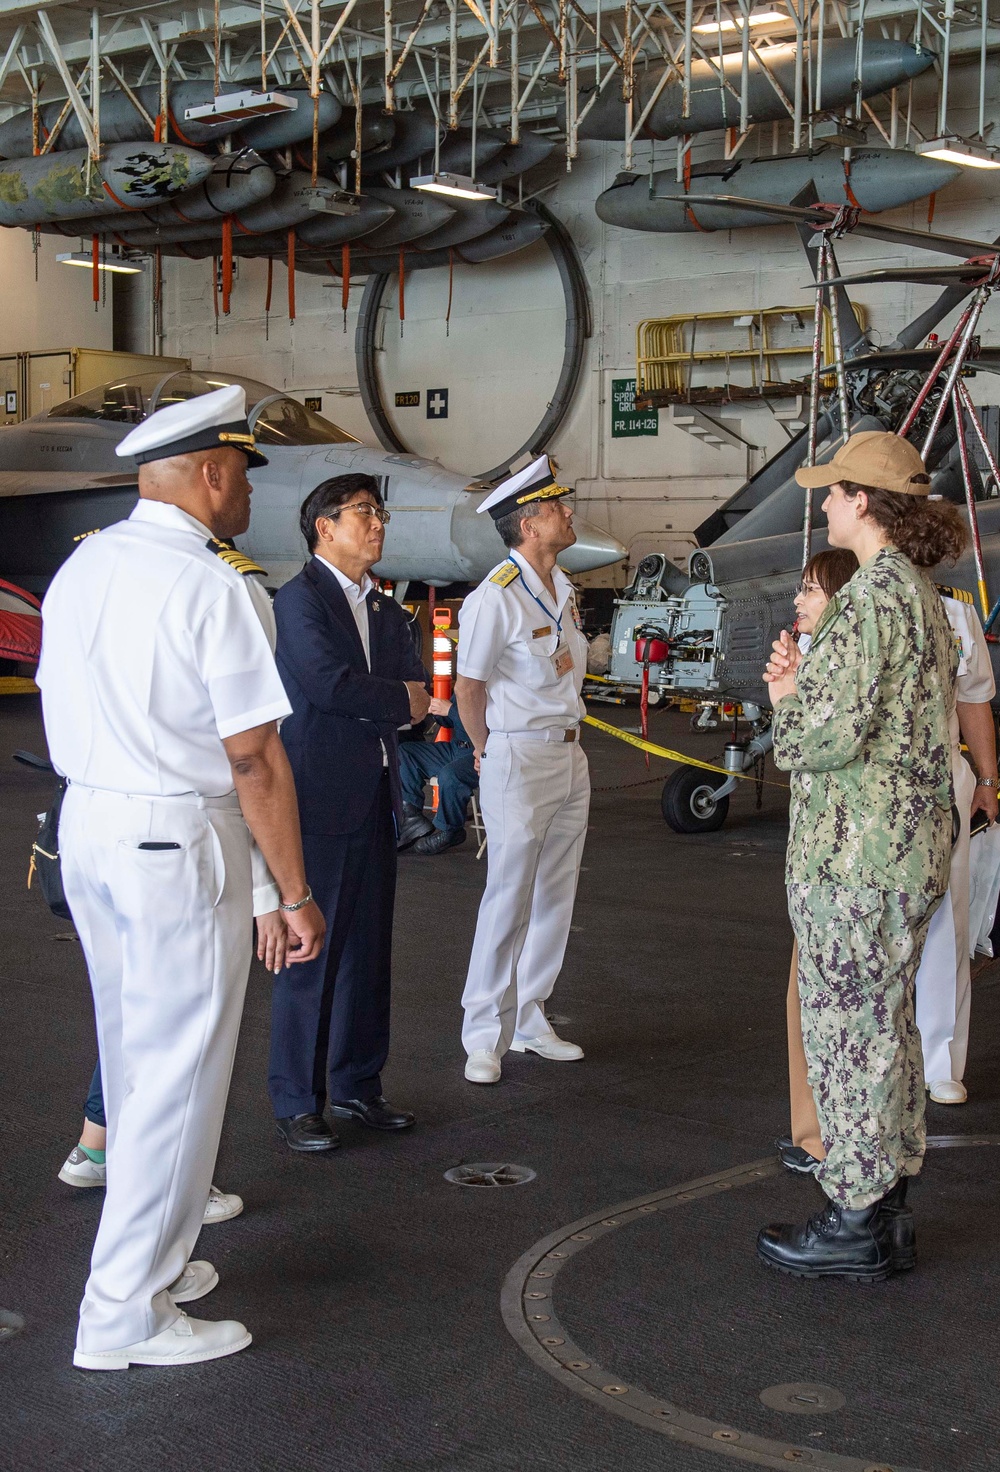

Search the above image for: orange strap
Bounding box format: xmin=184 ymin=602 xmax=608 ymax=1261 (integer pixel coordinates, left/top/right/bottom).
xmin=221 ymin=216 xmax=233 ymax=314
xmin=154 ymin=112 xmax=163 ymax=143
xmin=841 ymin=159 xmax=864 ymax=211
xmin=685 ymin=206 xmax=707 ymax=232
xmin=167 ymin=107 xmax=195 ymax=147
xmin=287 ymin=229 xmax=296 ymax=322
xmin=927 ymin=191 xmax=937 ymax=229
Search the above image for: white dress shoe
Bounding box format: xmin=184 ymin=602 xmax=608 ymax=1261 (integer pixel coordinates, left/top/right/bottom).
xmin=465 ymin=1049 xmax=501 ymax=1084
xmin=58 ymin=1152 xmax=241 ymax=1227
xmin=509 ymin=1031 xmax=584 ymax=1061
xmin=204 ymin=1184 xmax=244 ymax=1224
xmin=73 ymin=1312 xmax=251 ymax=1371
xmin=928 ymin=1079 xmax=968 ymax=1104
xmin=58 ymin=1146 xmax=106 ymax=1188
xmin=168 ymin=1260 xmax=219 ymax=1304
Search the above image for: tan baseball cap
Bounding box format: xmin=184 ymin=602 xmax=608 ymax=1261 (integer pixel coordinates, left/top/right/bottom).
xmin=794 ymin=430 xmax=931 ymax=496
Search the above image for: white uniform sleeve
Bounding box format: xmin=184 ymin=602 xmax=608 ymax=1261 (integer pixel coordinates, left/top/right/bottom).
xmin=250 ymin=839 xmax=280 ymax=916
xmin=194 ymin=578 xmax=292 ymax=739
xmin=457 ymin=585 xmax=511 ymax=681
xmin=946 ymin=600 xmax=996 ymax=704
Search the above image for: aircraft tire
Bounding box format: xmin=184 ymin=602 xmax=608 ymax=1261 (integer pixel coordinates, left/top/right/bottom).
xmin=661 ymin=766 xmax=729 ymax=834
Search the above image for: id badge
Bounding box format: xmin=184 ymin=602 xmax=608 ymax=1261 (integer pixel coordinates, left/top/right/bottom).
xmin=552 ymin=641 xmax=574 ymax=678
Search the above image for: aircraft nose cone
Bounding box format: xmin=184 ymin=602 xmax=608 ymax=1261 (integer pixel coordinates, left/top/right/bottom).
xmin=561 ymin=516 xmax=627 ymax=574
xmin=861 ymin=37 xmax=936 ymax=86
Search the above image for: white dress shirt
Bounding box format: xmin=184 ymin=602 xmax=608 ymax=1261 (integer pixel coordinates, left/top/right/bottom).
xmin=38 ymin=500 xmax=291 ymax=798
xmin=457 ymin=549 xmax=587 ymax=733
xmin=313 ymin=553 xmax=390 ymax=763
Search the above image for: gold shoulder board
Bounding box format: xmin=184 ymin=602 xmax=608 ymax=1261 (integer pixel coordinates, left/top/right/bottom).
xmin=489 ymin=560 xmax=520 ymax=588
xmin=206 ymin=538 xmax=266 ymax=578
xmin=936 ymin=583 xmax=974 ymax=605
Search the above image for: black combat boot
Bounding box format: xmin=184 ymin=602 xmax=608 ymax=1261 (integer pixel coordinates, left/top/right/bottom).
xmin=397 ymin=802 xmax=433 ymax=849
xmin=757 ymin=1194 xmax=893 ymax=1282
xmin=878 ymin=1176 xmax=916 ymax=1272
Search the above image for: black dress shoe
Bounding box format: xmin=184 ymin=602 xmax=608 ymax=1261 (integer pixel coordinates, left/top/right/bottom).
xmin=775 ymin=1136 xmax=821 ymax=1175
xmin=397 ymin=804 xmax=434 ymax=850
xmin=757 ymin=1194 xmax=892 ymax=1281
xmin=328 ymin=1096 xmax=416 ymax=1130
xmin=275 ymin=1113 xmax=340 ymax=1152
xmin=412 ymin=827 xmax=467 ymax=856
xmin=878 ymin=1176 xmax=916 ymax=1272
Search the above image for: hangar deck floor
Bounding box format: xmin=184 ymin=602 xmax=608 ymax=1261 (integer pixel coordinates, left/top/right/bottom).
xmin=1 ymin=696 xmax=997 ymax=1472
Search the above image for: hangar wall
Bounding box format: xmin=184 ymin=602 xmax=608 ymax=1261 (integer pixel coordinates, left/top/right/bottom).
xmin=155 ymin=58 xmax=1000 ymax=584
xmin=0 ymin=228 xmax=113 ymax=358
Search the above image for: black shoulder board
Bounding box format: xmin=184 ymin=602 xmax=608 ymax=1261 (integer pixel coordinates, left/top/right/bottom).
xmin=206 ymin=538 xmax=266 ymax=578
xmin=936 ymin=583 xmax=974 ymax=606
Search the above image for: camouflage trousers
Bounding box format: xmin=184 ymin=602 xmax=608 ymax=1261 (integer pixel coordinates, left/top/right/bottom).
xmin=787 ymin=884 xmax=943 ymax=1211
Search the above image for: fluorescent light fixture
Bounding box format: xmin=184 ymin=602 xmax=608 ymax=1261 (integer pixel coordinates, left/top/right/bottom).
xmin=693 ymin=9 xmax=785 ymax=32
xmin=184 ymin=90 xmax=297 ymax=124
xmin=56 ymin=252 xmax=143 ymax=274
xmin=916 ymin=136 xmax=1000 ymax=169
xmin=410 ymin=172 xmax=497 ymax=200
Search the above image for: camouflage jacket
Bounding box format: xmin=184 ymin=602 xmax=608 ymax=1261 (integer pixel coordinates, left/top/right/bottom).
xmin=772 ymin=546 xmax=957 ymax=897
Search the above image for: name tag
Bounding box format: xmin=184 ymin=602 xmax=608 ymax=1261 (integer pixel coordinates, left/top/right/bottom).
xmin=532 ymin=625 xmax=552 ymax=639
xmin=552 ymin=642 xmax=574 ymax=678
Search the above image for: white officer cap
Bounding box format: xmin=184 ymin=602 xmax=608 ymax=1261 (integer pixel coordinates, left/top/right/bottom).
xmin=476 ymin=453 xmax=571 ymax=522
xmin=116 ymin=383 xmax=269 ymax=469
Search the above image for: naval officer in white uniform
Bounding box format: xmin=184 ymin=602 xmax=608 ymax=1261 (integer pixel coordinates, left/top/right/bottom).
xmin=455 ymin=455 xmax=590 ymax=1083
xmin=915 ymin=585 xmax=998 ymax=1103
xmin=38 ymin=385 xmax=325 ymax=1370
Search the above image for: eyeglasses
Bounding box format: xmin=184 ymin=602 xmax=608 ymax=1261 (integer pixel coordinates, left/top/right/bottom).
xmin=795 ymin=581 xmax=822 ymax=596
xmin=329 ymin=504 xmax=391 ymax=525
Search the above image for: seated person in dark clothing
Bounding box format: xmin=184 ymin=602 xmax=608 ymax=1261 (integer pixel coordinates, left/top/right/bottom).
xmin=398 ymin=698 xmax=478 ymax=855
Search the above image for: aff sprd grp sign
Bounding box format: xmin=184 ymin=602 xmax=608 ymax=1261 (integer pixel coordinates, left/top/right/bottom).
xmin=611 ymin=378 xmax=658 ymax=438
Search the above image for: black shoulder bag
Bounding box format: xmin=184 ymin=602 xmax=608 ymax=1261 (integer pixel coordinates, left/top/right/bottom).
xmin=15 ymin=750 xmax=72 ymax=921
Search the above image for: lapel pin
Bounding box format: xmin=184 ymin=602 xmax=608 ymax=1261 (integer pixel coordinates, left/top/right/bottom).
xmin=372 ymin=599 xmax=380 ymax=611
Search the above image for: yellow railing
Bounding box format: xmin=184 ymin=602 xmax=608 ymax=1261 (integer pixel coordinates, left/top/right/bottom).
xmin=636 ymin=304 xmax=867 ymax=400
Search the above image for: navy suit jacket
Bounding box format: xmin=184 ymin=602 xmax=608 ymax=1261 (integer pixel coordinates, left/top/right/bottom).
xmin=274 ymin=559 xmax=429 ymax=836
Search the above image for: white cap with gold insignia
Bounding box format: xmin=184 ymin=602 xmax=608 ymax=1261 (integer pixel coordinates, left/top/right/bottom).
xmin=116 ymin=383 xmax=269 ymax=469
xmin=476 ymin=453 xmax=571 ymax=522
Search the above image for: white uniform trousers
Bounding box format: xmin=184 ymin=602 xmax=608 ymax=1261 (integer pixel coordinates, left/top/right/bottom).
xmin=461 ymin=734 xmax=590 ymax=1055
xmin=60 ymin=784 xmax=253 ymax=1354
xmin=915 ymin=753 xmax=975 ymax=1084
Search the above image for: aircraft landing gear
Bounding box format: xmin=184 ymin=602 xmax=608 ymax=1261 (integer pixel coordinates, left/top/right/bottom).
xmin=661 ymin=766 xmax=730 ymax=834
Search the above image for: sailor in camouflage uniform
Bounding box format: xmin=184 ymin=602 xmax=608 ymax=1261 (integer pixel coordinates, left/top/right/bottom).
xmin=757 ymin=432 xmax=965 ymax=1282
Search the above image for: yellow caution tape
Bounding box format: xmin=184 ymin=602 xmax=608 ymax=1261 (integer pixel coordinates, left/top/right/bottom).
xmin=582 ymin=712 xmax=786 ymax=786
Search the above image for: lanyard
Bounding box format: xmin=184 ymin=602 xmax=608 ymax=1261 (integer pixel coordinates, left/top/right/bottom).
xmin=515 ymin=562 xmax=563 ymax=634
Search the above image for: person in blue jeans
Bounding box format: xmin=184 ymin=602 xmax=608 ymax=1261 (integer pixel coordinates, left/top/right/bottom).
xmin=397 ymin=698 xmax=478 ymax=855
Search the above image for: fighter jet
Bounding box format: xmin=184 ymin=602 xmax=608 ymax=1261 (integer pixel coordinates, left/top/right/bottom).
xmin=0 ymin=367 xmax=625 ymax=594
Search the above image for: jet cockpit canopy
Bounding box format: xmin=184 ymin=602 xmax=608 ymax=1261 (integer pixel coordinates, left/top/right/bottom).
xmin=47 ymin=370 xmax=359 ymax=448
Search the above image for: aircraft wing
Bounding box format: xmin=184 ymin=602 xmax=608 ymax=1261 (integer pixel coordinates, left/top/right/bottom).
xmin=0 ymin=471 xmax=139 ymax=499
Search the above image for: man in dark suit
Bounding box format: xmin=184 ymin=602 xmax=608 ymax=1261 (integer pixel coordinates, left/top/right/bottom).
xmin=270 ymin=474 xmax=431 ymax=1151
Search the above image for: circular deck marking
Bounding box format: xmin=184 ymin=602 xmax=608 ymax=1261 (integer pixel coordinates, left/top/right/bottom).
xmin=445 ymin=1162 xmax=536 ymax=1188
xmin=502 ymin=1138 xmax=1000 ymax=1471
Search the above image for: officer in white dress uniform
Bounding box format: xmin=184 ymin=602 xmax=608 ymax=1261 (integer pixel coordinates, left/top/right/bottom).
xmin=915 ymin=586 xmax=998 ymax=1103
xmin=38 ymin=385 xmax=324 ymax=1370
xmin=455 ymin=456 xmax=590 ymax=1084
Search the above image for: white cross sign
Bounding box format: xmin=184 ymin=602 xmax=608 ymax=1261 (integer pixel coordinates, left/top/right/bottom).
xmin=427 ymin=388 xmax=449 ymax=420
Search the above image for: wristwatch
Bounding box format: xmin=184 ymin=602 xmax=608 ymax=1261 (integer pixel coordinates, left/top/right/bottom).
xmin=976 ymin=777 xmax=998 ymax=789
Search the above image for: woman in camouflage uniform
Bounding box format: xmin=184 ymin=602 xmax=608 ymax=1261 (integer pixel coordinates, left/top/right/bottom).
xmin=757 ymin=431 xmax=967 ymax=1282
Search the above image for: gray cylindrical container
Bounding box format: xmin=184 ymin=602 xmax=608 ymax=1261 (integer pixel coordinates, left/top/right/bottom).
xmin=476 ymin=135 xmax=555 ymax=185
xmin=0 ymin=144 xmax=213 ymax=225
xmin=232 ymin=90 xmax=342 ymax=151
xmin=361 ymin=110 xmax=440 ymax=175
xmin=579 ymin=38 xmax=934 ymax=141
xmin=359 ymin=187 xmax=455 ymax=249
xmin=296 ymin=109 xmax=395 ymax=170
xmin=0 ymin=83 xmax=248 ymax=157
